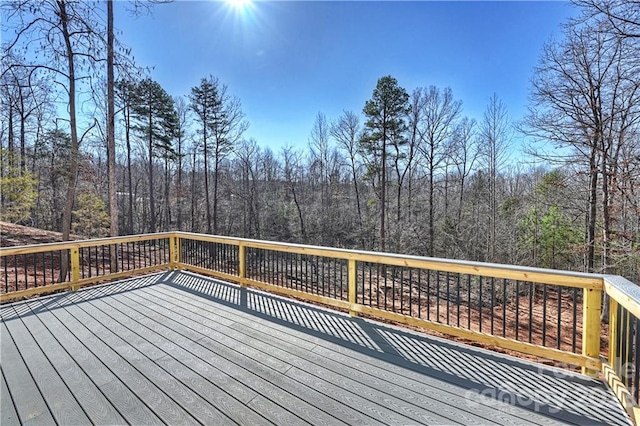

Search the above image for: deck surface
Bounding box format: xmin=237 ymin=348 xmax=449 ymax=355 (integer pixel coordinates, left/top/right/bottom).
xmin=0 ymin=270 xmax=630 ymax=426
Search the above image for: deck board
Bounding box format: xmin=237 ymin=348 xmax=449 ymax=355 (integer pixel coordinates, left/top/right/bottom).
xmin=21 ymin=299 xmax=163 ymax=426
xmin=10 ymin=305 xmax=127 ymax=426
xmin=152 ymin=281 xmax=558 ymax=425
xmin=0 ymin=323 xmax=57 ymax=426
xmin=1 ymin=362 xmax=20 ymax=425
xmin=0 ymin=270 xmax=632 ymax=426
xmin=135 ymin=284 xmax=468 ymax=425
xmin=111 ymin=289 xmax=369 ymax=425
xmin=34 ymin=299 xmax=199 ymax=426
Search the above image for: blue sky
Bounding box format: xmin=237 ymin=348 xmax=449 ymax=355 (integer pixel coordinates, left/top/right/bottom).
xmin=118 ymin=0 xmax=574 ymax=151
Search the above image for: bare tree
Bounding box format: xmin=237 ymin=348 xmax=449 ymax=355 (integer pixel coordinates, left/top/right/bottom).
xmin=331 ymin=110 xmax=365 ymax=248
xmin=573 ymin=0 xmax=640 ymax=38
xmin=416 ymin=86 xmax=462 ymax=256
xmin=480 ymin=93 xmax=511 ymax=262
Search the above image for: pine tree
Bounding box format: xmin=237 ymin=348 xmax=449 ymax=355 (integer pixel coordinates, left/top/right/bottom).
xmin=130 ymin=78 xmax=179 ymax=234
xmin=190 ymin=76 xmax=247 ymax=234
xmin=361 ymin=76 xmax=410 ymax=251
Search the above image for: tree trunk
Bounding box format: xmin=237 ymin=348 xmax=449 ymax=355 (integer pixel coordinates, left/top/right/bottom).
xmin=587 ymin=147 xmax=598 ymax=272
xmin=59 ymin=0 xmax=80 ymax=281
xmin=380 ymin=130 xmax=386 ymax=252
xmin=191 ymin=149 xmax=197 ymax=232
xmin=148 ymin=107 xmax=156 ymax=234
xmin=213 ymin=154 xmax=219 ymax=235
xmin=204 ymin=137 xmax=212 ymax=234
xmin=126 ymin=106 xmax=133 ymax=234
xmin=106 ymin=0 xmax=118 ymax=272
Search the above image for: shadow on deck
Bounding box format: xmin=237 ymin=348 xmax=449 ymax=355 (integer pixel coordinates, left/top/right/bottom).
xmin=0 ymin=270 xmax=631 ymax=425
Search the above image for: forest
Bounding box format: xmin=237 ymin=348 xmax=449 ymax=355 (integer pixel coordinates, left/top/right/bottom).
xmin=1 ymin=0 xmax=639 ymax=284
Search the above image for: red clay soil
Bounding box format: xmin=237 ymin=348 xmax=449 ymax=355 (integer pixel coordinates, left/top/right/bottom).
xmin=0 ymin=221 xmax=85 ymax=246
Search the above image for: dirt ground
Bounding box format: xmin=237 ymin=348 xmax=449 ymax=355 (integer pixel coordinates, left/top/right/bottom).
xmin=0 ymin=221 xmax=84 ymax=246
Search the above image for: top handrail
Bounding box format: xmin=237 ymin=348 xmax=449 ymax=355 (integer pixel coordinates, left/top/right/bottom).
xmin=604 ymin=274 xmax=640 ymax=319
xmin=6 ymin=230 xmax=640 ymax=293
xmin=0 ymin=232 xmax=175 ymax=254
xmin=175 ymin=231 xmax=605 ymax=289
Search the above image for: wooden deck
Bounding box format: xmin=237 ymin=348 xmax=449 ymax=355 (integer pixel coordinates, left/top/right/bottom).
xmin=0 ymin=270 xmax=631 ymax=426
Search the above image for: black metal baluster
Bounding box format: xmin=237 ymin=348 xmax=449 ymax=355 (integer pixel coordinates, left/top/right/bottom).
xmin=634 ymin=316 xmax=640 ymax=403
xmin=41 ymin=252 xmax=47 ymax=287
xmin=557 ymin=286 xmax=562 ymax=349
xmin=478 ymin=276 xmax=482 ymax=332
xmin=408 ymin=268 xmax=412 ymax=316
xmin=340 ymin=259 xmax=344 ymax=300
xmin=369 ymin=263 xmax=374 ymax=307
xmin=436 ymin=271 xmax=441 ymax=322
xmin=467 ymin=275 xmax=471 ymax=329
xmin=83 ymin=247 xmax=88 ymax=278
xmin=50 ymin=252 xmax=55 ymax=284
xmin=515 ymin=281 xmax=520 ymax=341
xmin=572 ymin=287 xmax=578 ymax=352
xmin=417 ymin=270 xmax=422 ymax=318
xmin=490 ymin=277 xmax=495 ymax=335
xmin=542 ymin=284 xmax=548 ymax=346
xmin=446 ymin=271 xmax=450 ymax=325
xmin=427 ymin=270 xmax=431 ymax=320
xmin=32 ymin=253 xmax=37 ymax=287
xmin=375 ymin=263 xmax=379 ymax=308
xmin=23 ymin=253 xmax=28 ymax=289
xmin=304 ymin=254 xmax=309 ymax=291
xmin=102 ymin=245 xmax=107 ymax=275
xmin=502 ymin=279 xmax=507 ymax=337
xmin=277 ymin=250 xmax=281 ymax=286
xmin=391 ymin=267 xmax=396 ymax=312
xmin=4 ymin=256 xmax=9 ymax=293
xmin=529 ymin=282 xmax=534 ymax=343
xmin=14 ymin=255 xmax=19 ymax=291
xmin=457 ymin=273 xmax=461 ymax=327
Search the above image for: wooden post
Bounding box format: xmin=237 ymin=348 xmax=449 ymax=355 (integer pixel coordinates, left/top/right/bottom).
xmin=169 ymin=235 xmax=178 ymax=268
xmin=609 ymin=298 xmax=619 ymax=369
xmin=239 ymin=243 xmax=246 ymax=287
xmin=582 ymin=287 xmax=602 ymax=376
xmin=348 ymin=258 xmax=357 ymax=316
xmin=70 ymin=246 xmax=80 ymax=290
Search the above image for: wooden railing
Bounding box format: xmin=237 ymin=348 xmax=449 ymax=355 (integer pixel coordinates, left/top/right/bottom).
xmin=0 ymin=231 xmax=638 ymax=422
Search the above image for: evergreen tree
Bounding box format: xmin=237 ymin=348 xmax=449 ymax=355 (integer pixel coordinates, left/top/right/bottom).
xmin=130 ymin=78 xmax=179 ymax=234
xmin=361 ymin=75 xmax=410 ymax=251
xmin=190 ymin=76 xmax=247 ymax=234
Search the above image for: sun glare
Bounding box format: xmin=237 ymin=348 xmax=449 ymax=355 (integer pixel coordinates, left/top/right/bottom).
xmin=225 ymin=0 xmax=251 ymax=10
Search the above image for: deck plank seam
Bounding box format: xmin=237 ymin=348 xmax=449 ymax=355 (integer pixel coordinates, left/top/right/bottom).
xmin=11 ymin=304 xmax=107 ymax=425
xmin=75 ymin=298 xmax=248 ymax=426
xmin=109 ymin=288 xmax=378 ymax=426
xmin=156 ymin=285 xmax=562 ymax=426
xmin=27 ymin=295 xmax=199 ymax=426
xmin=158 ymin=277 xmax=623 ymax=426
xmin=150 ymin=281 xmax=550 ymax=424
xmin=48 ymin=295 xmax=229 ymax=426
xmin=18 ymin=302 xmax=130 ymax=425
xmin=0 ymin=363 xmax=21 ymax=424
xmin=1 ymin=321 xmax=61 ymax=426
xmin=130 ymin=285 xmax=513 ymax=425
xmin=82 ymin=295 xmax=269 ymax=425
